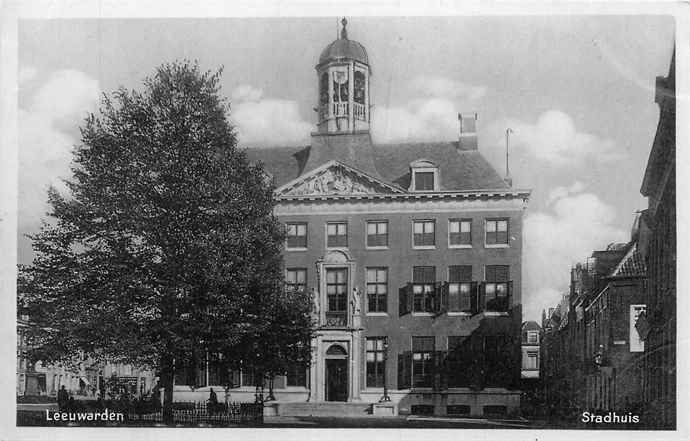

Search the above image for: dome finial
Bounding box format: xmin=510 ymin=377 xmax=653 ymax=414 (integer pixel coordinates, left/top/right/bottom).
xmin=340 ymin=17 xmax=348 ymax=40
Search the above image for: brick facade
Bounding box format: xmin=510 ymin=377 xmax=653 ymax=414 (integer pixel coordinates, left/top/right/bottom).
xmin=275 ymin=198 xmax=526 ymax=415
xmin=639 ymin=50 xmax=676 ymax=429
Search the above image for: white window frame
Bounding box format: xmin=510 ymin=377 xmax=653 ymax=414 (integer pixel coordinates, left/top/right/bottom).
xmin=285 ymin=268 xmax=307 ymax=293
xmin=285 ymin=222 xmax=308 ymax=251
xmin=285 ymin=365 xmax=309 ymax=389
xmin=447 ymin=266 xmax=473 ymax=316
xmin=412 ymin=219 xmax=436 ymax=250
xmin=410 ymin=336 xmax=435 ymax=389
xmin=448 ymin=219 xmax=473 ymax=249
xmin=366 ymin=220 xmax=389 ymax=250
xmin=484 ymin=218 xmax=510 ymax=248
xmin=411 ymin=266 xmax=435 ymax=316
xmin=365 ymin=337 xmax=387 ymax=389
xmin=325 ymin=221 xmax=348 ymax=249
xmin=365 ymin=267 xmax=389 ymax=315
xmin=482 ymin=265 xmax=510 ymax=316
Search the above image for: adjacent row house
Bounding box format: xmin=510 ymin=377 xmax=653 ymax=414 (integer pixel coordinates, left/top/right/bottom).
xmin=541 ymin=229 xmax=647 ymax=419
xmin=638 ymin=48 xmax=676 ymax=429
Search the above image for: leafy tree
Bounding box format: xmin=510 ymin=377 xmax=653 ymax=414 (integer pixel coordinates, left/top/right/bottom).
xmin=18 ymin=61 xmax=314 ymax=423
xmin=235 ymin=286 xmax=314 ymax=398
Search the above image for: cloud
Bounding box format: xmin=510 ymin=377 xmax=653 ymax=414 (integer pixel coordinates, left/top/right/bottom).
xmin=492 ymin=110 xmax=620 ymax=167
xmin=19 ymin=66 xmax=38 ymax=85
xmin=231 ymin=84 xmax=263 ymax=103
xmin=230 ymin=85 xmax=312 ymax=147
xmin=477 ymin=110 xmax=621 ymax=190
xmin=522 ymin=188 xmax=628 ymax=321
xmin=227 ymin=76 xmax=486 ymax=146
xmin=409 ymin=76 xmax=487 ymax=101
xmin=545 ymin=181 xmax=586 ymax=206
xmin=19 ymin=68 xmax=100 ymax=239
xmin=372 ymin=75 xmax=486 ymax=143
xmin=373 ymin=98 xmax=458 ymax=143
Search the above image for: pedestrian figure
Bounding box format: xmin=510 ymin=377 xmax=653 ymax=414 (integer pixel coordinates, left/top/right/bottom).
xmin=208 ymin=388 xmax=219 ymax=414
xmin=57 ymin=385 xmax=69 ymax=411
xmin=151 ymin=381 xmax=161 ymax=410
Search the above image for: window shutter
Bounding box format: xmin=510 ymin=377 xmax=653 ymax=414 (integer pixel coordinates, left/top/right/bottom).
xmin=460 ymin=265 xmax=472 ymax=281
xmin=432 ymin=282 xmax=444 ymax=314
xmin=448 ymin=265 xmax=459 ymax=282
xmin=485 ymin=265 xmax=496 ymax=281
xmin=406 ymin=283 xmax=414 ymax=315
xmin=507 ymin=281 xmax=513 ymax=308
xmin=497 ymin=266 xmax=510 ymax=282
xmin=398 ymin=351 xmax=411 ymax=389
xmin=399 ymin=284 xmax=410 ymax=316
xmin=440 ymin=282 xmax=449 ymax=314
xmin=470 ymin=281 xmax=478 ymax=313
xmin=439 ymin=350 xmax=449 ymax=391
xmin=478 ymin=283 xmax=486 ymax=313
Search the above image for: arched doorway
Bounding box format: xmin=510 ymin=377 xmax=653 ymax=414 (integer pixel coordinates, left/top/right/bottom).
xmin=325 ymin=344 xmax=348 ymax=402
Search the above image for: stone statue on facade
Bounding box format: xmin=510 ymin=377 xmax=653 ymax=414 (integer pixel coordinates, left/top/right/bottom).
xmin=311 ymin=288 xmax=320 ymax=322
xmin=351 ymin=287 xmax=361 ymax=328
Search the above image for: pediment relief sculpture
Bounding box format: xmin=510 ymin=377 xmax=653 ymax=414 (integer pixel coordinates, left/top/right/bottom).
xmin=283 ymin=166 xmax=390 ymax=196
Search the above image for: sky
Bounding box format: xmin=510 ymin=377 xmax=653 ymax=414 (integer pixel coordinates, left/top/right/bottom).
xmin=17 ymin=16 xmax=675 ymax=321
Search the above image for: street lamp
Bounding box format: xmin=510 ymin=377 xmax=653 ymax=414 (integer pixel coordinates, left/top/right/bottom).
xmin=379 ymin=338 xmax=391 ymax=402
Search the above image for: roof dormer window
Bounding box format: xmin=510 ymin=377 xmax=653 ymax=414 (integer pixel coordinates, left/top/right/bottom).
xmin=409 ymin=159 xmax=440 ymax=192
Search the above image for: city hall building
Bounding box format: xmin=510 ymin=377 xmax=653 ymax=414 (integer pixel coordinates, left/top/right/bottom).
xmin=178 ymin=21 xmax=530 ymax=417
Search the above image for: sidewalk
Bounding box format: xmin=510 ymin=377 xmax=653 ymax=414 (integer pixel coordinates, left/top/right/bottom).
xmin=262 ymin=414 xmax=534 ymax=428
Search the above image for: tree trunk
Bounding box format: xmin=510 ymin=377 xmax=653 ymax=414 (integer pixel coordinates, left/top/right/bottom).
xmin=160 ymin=354 xmax=175 ymax=425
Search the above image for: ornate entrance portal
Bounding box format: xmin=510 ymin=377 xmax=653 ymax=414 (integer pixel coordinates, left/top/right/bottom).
xmin=308 ymin=250 xmax=362 ymax=403
xmin=325 ymin=344 xmax=348 ymax=402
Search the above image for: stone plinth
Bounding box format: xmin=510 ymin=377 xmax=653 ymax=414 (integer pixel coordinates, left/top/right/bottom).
xmin=372 ymin=402 xmax=397 ymax=416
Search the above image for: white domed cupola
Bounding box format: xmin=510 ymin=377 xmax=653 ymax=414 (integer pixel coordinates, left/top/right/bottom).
xmin=316 ymin=18 xmax=371 ymax=134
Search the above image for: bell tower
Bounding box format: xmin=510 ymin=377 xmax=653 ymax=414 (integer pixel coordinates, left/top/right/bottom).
xmin=316 ymin=18 xmax=371 ymax=134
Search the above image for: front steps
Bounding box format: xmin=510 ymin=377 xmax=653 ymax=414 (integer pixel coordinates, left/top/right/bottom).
xmin=274 ymin=401 xmax=373 ymax=417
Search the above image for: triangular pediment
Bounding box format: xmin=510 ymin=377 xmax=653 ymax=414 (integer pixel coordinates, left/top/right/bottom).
xmin=277 ymin=161 xmax=404 ymax=197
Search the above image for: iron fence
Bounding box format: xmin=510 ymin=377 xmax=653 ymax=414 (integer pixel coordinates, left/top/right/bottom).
xmin=161 ymin=401 xmax=263 ymax=426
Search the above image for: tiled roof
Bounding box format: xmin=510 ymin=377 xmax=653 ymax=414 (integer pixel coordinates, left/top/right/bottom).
xmin=522 ymin=321 xmax=541 ymax=332
xmin=245 ymin=134 xmax=510 ymax=192
xmin=303 ymin=133 xmax=381 ymax=178
xmin=245 ymin=146 xmax=309 ymax=188
xmin=610 ymin=242 xmax=646 ymax=278
xmin=373 ymin=141 xmax=510 ymax=191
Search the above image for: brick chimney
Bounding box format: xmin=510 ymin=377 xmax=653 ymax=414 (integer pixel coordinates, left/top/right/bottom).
xmin=458 ymin=113 xmax=478 ymax=150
